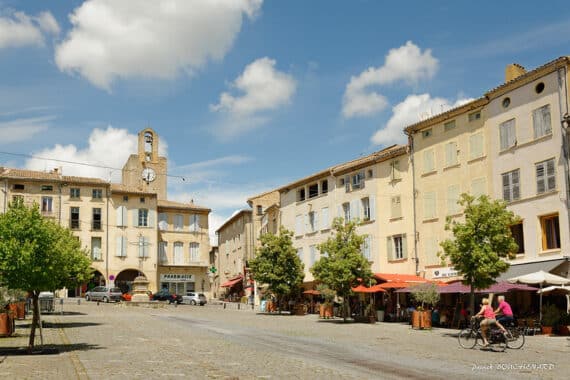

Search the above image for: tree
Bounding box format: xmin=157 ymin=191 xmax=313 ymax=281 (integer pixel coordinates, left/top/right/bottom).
xmin=249 ymin=228 xmax=304 ymax=314
xmin=0 ymin=200 xmax=92 ymax=351
xmin=410 ymin=283 xmax=440 ymax=310
xmin=440 ymin=194 xmax=519 ymax=314
xmin=311 ymin=218 xmax=373 ymax=321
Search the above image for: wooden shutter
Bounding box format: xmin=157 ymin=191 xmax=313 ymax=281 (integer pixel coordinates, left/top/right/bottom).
xmin=369 ymin=196 xmax=376 ymax=221
xmin=402 ymin=235 xmax=408 ymax=259
xmin=469 ymin=133 xmax=483 ymax=160
xmin=321 ymin=207 xmax=329 ymax=229
xmin=445 ymin=142 xmax=457 ymax=166
xmin=387 ymin=237 xmax=393 ymax=261
xmin=133 ymin=209 xmax=139 ymax=227
xmin=546 ymin=159 xmax=556 ymax=191
xmin=536 ymin=162 xmax=546 ymax=193
xmin=148 ymin=210 xmax=156 ymax=228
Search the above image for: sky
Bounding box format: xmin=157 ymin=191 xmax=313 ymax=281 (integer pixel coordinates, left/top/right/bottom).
xmin=1 ymin=0 xmax=570 ymax=243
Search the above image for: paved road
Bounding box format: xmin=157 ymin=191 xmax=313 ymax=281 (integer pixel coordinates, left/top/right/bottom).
xmin=1 ymin=301 xmax=568 ymax=379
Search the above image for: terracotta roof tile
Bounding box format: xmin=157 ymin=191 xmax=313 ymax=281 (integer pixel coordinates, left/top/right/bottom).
xmin=157 ymin=199 xmax=210 ymax=212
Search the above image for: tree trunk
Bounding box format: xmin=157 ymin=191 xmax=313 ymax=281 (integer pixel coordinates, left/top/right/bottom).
xmin=342 ymin=292 xmax=348 ymax=322
xmin=28 ymin=292 xmax=40 ymax=352
xmin=469 ymin=285 xmax=475 ymax=317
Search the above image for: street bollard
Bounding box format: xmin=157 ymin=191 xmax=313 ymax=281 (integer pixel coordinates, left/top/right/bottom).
xmin=252 ymin=303 xmax=254 ymax=310
xmin=238 ymin=303 xmax=240 ymax=310
xmin=77 ymin=299 xmax=81 ymax=305
xmin=224 ymin=303 xmax=226 ymax=309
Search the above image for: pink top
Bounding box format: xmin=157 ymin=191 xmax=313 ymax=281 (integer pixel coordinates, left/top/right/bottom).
xmin=497 ymin=301 xmax=513 ymax=317
xmin=483 ymin=305 xmax=495 ymax=319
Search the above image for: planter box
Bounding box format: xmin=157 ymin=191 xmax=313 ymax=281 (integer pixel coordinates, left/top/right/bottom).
xmin=0 ymin=312 xmax=14 ymax=337
xmin=411 ymin=311 xmax=432 ymax=330
xmin=377 ymin=310 xmax=385 ymax=322
xmin=541 ymin=326 xmax=553 ymax=335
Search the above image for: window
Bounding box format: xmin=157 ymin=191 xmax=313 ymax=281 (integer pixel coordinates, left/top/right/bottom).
xmin=532 ymin=104 xmax=552 ymax=139
xmin=308 ymin=211 xmax=318 ymax=232
xmin=423 ymin=192 xmax=436 ymax=219
xmin=321 ymin=180 xmax=328 ymax=194
xmin=541 ymin=214 xmax=560 ymax=250
xmin=536 ymin=158 xmax=556 ymax=194
xmin=423 ymin=149 xmax=435 ymax=173
xmin=92 ymin=189 xmax=103 ymax=199
xmin=444 ymin=120 xmax=456 ymax=132
xmin=297 ymin=188 xmax=306 ymax=202
xmin=173 ymin=242 xmax=184 ymax=264
xmin=390 ymin=160 xmax=401 ymax=181
xmin=12 ymin=195 xmax=23 ymax=202
xmin=367 ymin=169 xmax=373 ymax=178
xmin=535 ymin=82 xmax=545 ymax=94
xmin=308 ymin=183 xmax=319 ymax=198
xmin=116 ymin=236 xmax=127 ymax=257
xmin=70 ymin=188 xmax=80 ymax=198
xmin=297 ymin=248 xmax=304 ymax=262
xmin=342 ymin=202 xmax=351 ymax=222
xmin=321 ymin=207 xmax=330 ymax=230
xmin=471 ymin=177 xmax=486 ymax=198
xmin=502 ymin=169 xmax=520 ymax=202
xmin=41 ymin=185 xmax=53 ymax=191
xmin=138 ymin=236 xmax=149 ymax=258
xmin=159 ymin=241 xmax=168 ymax=263
xmin=41 ymin=196 xmax=53 ymax=212
xmin=91 ymin=237 xmax=102 ymax=261
xmin=140 ymin=197 xmax=145 ymax=203
xmin=92 ymin=208 xmax=102 ymax=230
xmin=469 ymin=132 xmax=484 ymax=160
xmin=447 ymin=185 xmax=460 ymax=215
xmin=295 ymin=215 xmax=304 ymax=236
xmin=351 ymin=171 xmax=365 ymax=189
xmin=190 ymin=214 xmax=200 ymax=232
xmin=158 ymin=213 xmax=168 ymax=230
xmin=499 ymin=119 xmax=516 ymax=150
xmin=344 ymin=175 xmax=350 ymax=192
xmin=13 ymin=184 xmax=24 ymax=190
xmin=502 ymin=97 xmax=511 ymax=108
xmin=362 ymin=197 xmax=371 ymax=221
xmin=70 ymin=207 xmax=80 ymax=229
xmin=189 ymin=242 xmax=200 ymax=262
xmin=309 ymin=245 xmax=317 ymax=267
xmin=387 ymin=235 xmax=407 ymax=260
xmin=510 ymin=223 xmax=524 ymax=254
xmin=138 ymin=209 xmax=149 ymax=227
xmin=468 ymin=111 xmax=481 ymax=122
xmin=256 ymin=205 xmax=263 ymax=215
xmin=116 ymin=206 xmax=127 ymax=227
xmin=361 ymin=236 xmax=371 ymax=260
xmin=445 ymin=141 xmax=458 ymax=167
xmin=122 ymin=195 xmax=129 ymax=202
xmin=391 ymin=196 xmax=402 ymax=218
xmin=422 ymin=128 xmax=432 ymax=138
xmin=174 ymin=214 xmax=183 ymax=231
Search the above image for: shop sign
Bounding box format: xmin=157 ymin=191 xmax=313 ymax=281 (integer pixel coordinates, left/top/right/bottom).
xmin=160 ymin=274 xmax=194 ymax=282
xmin=431 ymin=267 xmax=459 ymax=279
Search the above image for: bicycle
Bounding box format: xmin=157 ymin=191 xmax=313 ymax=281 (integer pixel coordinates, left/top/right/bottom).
xmin=501 ymin=320 xmax=525 ymax=349
xmin=458 ymin=317 xmax=507 ymax=352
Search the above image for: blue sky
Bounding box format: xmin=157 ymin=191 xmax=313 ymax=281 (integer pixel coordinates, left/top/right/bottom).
xmin=1 ymin=0 xmax=570 ymax=237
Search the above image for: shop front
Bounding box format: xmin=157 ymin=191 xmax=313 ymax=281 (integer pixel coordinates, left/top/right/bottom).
xmin=159 ymin=273 xmax=196 ymax=296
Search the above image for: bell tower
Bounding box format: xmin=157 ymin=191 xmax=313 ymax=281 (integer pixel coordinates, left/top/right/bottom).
xmin=121 ymin=128 xmax=168 ymax=199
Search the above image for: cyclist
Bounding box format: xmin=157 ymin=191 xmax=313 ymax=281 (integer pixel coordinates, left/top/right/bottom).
xmin=494 ymin=295 xmax=514 ymax=326
xmin=475 ymin=298 xmax=507 ymax=346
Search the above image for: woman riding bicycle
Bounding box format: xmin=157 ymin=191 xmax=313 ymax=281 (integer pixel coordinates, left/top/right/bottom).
xmin=475 ymin=298 xmax=507 ymax=346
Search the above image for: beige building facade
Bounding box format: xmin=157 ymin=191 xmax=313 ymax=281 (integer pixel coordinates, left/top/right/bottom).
xmin=1 ymin=128 xmax=212 ymax=297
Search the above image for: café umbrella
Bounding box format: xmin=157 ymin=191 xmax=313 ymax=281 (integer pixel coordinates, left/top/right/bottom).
xmin=508 ymin=270 xmax=570 ymax=322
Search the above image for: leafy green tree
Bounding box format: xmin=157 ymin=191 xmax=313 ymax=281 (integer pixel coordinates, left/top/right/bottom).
xmin=249 ymin=228 xmax=304 ymax=314
xmin=311 ymin=218 xmax=373 ymax=321
xmin=440 ymin=194 xmax=519 ymax=313
xmin=0 ymin=199 xmax=92 ymax=351
xmin=410 ymin=283 xmax=440 ymax=310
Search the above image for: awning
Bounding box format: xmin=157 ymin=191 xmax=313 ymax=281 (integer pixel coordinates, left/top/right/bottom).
xmin=221 ymin=275 xmax=243 ymax=288
xmin=396 ymin=281 xmax=537 ymax=294
xmin=374 ymin=273 xmax=429 ymax=283
xmin=497 ymin=258 xmax=568 ymax=281
xmin=303 ymin=289 xmax=320 ymax=295
xmin=352 ymin=284 xmax=387 ymax=293
xmin=378 ymin=282 xmax=413 ymax=289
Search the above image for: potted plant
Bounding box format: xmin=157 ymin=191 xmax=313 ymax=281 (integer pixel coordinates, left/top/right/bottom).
xmin=558 ymin=313 xmax=570 ymax=336
xmin=317 ymin=285 xmax=335 ymax=319
xmin=376 ymin=304 xmax=385 ymax=322
xmin=0 ymin=287 xmax=15 ymax=337
xmin=541 ymin=304 xmax=560 ymax=335
xmin=410 ymin=283 xmax=440 ymax=330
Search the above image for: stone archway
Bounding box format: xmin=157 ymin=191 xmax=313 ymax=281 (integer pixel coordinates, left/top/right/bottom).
xmin=77 ymin=269 xmax=105 ymax=297
xmin=115 ymin=269 xmax=146 ymax=294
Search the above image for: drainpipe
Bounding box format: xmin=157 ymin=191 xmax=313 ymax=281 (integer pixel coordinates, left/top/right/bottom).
xmin=105 ymin=187 xmax=110 ymax=284
xmin=407 ymin=131 xmax=420 ymax=276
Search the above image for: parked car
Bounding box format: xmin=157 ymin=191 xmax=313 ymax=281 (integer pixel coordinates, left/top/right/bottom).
xmin=181 ymin=292 xmax=207 ymax=306
xmin=151 ymin=289 xmax=182 ymax=304
xmin=85 ymin=286 xmax=123 ymax=303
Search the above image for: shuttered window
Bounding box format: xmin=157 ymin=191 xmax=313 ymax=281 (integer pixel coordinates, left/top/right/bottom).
xmin=190 ymin=214 xmax=200 ymax=232
xmin=471 ymin=177 xmax=486 ymax=198
xmin=174 ymin=242 xmax=184 ymax=265
xmin=423 ymin=192 xmax=436 ymax=219
xmin=499 ymin=119 xmax=516 ymax=150
xmin=447 ymin=185 xmax=460 ymax=214
xmin=502 ymin=169 xmax=520 ymax=202
xmin=445 ymin=141 xmax=458 ymax=167
xmin=115 ymin=236 xmax=127 ymax=257
xmin=532 ymin=104 xmax=552 ymax=139
xmin=174 ymin=214 xmax=183 ymax=231
xmin=138 ymin=236 xmax=150 ymax=258
xmin=469 ymin=132 xmax=484 ymax=160
xmin=295 ymin=215 xmax=304 ymax=236
xmin=423 ymin=149 xmax=435 ymax=173
xmin=189 ymin=242 xmax=200 ymax=262
xmin=117 ymin=206 xmax=127 ymax=227
xmin=391 ymin=196 xmax=402 ymax=218
xmin=361 ymin=236 xmax=371 ymax=260
xmin=321 ymin=207 xmax=330 ymax=230
xmin=159 ymin=241 xmax=168 ymax=263
xmin=536 ymin=159 xmax=556 ymax=194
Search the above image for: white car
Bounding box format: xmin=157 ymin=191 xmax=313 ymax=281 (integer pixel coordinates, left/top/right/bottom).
xmin=181 ymin=292 xmax=207 ymax=305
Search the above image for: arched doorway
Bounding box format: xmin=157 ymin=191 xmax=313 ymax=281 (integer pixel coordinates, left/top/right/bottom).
xmin=115 ymin=269 xmax=146 ymax=294
xmin=76 ymin=269 xmax=105 ymax=297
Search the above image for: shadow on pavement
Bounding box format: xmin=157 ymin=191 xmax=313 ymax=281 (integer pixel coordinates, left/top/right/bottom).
xmin=0 ymin=342 xmax=103 ymax=356
xmin=19 ymin=321 xmax=102 ymax=329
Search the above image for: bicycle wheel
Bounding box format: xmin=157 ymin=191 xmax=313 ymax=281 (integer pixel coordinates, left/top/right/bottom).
xmin=458 ymin=328 xmax=478 ymax=349
xmin=489 ymin=334 xmax=507 ymax=352
xmin=505 ymin=328 xmax=525 ymax=349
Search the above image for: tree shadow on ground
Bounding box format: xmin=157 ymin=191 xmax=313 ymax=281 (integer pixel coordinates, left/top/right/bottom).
xmin=18 ymin=321 xmax=102 ymax=329
xmin=0 ymin=343 xmax=103 ymax=356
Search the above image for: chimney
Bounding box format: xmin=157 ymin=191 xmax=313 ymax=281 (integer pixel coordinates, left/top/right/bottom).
xmin=505 ymin=63 xmax=526 ymax=82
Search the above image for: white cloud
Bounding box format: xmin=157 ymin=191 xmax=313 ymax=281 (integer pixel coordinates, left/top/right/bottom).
xmin=210 ymin=57 xmax=297 ymax=139
xmin=55 ymin=0 xmax=263 ymax=90
xmin=0 ymin=10 xmax=59 ymax=48
xmin=0 ymin=116 xmax=53 ymax=143
xmin=371 ymin=94 xmax=473 ymax=146
xmin=342 ymin=41 xmax=438 ymax=118
xmin=25 ymin=127 xmax=139 ymax=181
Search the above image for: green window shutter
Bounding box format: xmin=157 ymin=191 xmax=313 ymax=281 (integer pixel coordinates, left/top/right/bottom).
xmin=387 ymin=237 xmax=393 ymax=261
xmin=402 ymin=235 xmax=408 ymax=259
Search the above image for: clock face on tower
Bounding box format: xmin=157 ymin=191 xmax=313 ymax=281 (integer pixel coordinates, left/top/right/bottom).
xmin=142 ymin=168 xmax=156 ymax=183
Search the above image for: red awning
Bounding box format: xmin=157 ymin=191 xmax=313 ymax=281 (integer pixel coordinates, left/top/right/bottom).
xmin=352 ymin=284 xmax=387 ymax=293
xmin=377 ymin=282 xmax=414 ymax=289
xmin=221 ymin=276 xmax=243 ymax=288
xmin=374 ymin=273 xmax=429 ymax=283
